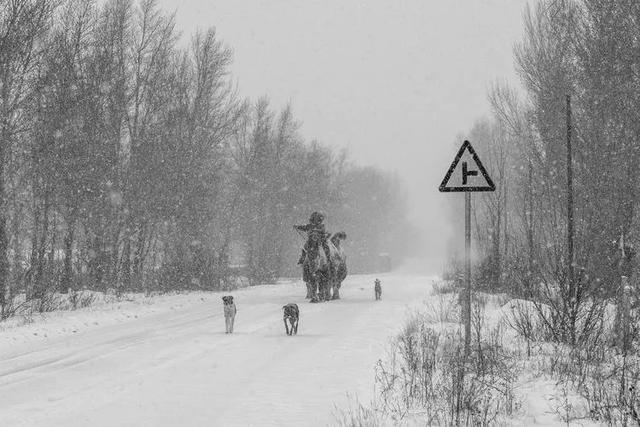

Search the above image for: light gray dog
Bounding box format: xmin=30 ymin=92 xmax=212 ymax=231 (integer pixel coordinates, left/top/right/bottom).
xmin=222 ymin=296 xmax=237 ymax=333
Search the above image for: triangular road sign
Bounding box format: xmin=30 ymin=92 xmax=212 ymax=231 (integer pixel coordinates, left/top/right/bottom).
xmin=439 ymin=140 xmax=495 ymax=192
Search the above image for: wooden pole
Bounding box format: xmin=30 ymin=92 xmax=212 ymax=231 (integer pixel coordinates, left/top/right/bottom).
xmin=566 ymin=94 xmax=575 ymax=344
xmin=621 ymin=276 xmax=631 ymax=354
xmin=566 ymin=95 xmax=574 ymax=285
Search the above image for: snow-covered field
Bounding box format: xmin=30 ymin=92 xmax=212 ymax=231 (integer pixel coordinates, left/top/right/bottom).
xmin=0 ymin=273 xmax=437 ymax=426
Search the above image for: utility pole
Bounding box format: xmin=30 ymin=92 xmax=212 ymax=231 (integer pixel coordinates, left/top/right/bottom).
xmin=566 ymin=94 xmax=575 ymax=344
xmin=566 ymin=95 xmax=574 ymax=286
xmin=617 ymin=234 xmax=630 ymax=352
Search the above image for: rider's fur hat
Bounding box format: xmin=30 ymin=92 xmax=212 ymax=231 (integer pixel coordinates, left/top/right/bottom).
xmin=309 ymin=211 xmax=324 ymax=224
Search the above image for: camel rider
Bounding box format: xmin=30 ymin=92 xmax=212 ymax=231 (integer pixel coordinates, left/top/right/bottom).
xmin=294 ymin=211 xmax=331 ymax=265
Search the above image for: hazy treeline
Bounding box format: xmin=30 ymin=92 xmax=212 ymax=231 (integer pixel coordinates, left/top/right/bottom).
xmin=451 ymin=0 xmax=640 ymax=345
xmin=0 ymin=0 xmax=413 ymax=316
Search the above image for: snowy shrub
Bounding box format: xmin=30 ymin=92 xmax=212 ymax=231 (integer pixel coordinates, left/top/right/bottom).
xmin=69 ymin=290 xmax=97 ymax=310
xmin=519 ymin=320 xmax=640 ymax=426
xmin=503 ymin=299 xmax=546 ymax=356
xmin=372 ymin=310 xmax=519 ymax=426
xmin=431 ymin=280 xmax=457 ymax=295
xmin=422 ymin=294 xmax=460 ymax=324
xmin=442 ymin=255 xmax=463 ymax=284
xmin=221 ymin=275 xmax=250 ymax=291
xmin=333 ymin=394 xmax=384 ymax=427
xmin=579 ymin=354 xmax=640 ymax=425
xmin=534 ymin=346 xmax=640 ymax=425
xmin=0 ymin=297 xmax=29 ymax=320
xmin=30 ymin=291 xmax=66 ymax=313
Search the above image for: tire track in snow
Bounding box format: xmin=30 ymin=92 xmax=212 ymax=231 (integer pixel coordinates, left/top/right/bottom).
xmin=0 ymin=274 xmax=435 ymax=427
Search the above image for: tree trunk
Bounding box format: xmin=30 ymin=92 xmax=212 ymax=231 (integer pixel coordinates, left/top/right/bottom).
xmin=10 ymin=194 xmax=22 ymax=304
xmin=35 ymin=189 xmax=50 ymax=299
xmin=48 ymin=212 xmax=56 ymax=289
xmin=0 ymin=144 xmax=7 ymax=317
xmin=28 ymin=200 xmax=40 ymax=300
xmin=121 ymin=231 xmax=131 ymax=294
xmin=61 ymin=212 xmax=76 ymax=293
xmin=133 ymin=220 xmax=150 ymax=277
xmin=109 ymin=219 xmax=122 ymax=290
xmin=494 ymin=210 xmax=501 ymax=289
xmin=89 ymin=234 xmax=106 ymax=289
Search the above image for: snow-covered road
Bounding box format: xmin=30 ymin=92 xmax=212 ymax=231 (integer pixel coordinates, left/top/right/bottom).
xmin=0 ymin=273 xmax=435 ymax=426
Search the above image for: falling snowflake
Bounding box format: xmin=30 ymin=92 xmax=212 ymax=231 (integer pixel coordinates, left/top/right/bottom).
xmin=109 ymin=191 xmax=123 ymax=206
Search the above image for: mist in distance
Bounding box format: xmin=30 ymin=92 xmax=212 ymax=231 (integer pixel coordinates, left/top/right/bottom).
xmin=157 ymin=0 xmax=530 ymax=272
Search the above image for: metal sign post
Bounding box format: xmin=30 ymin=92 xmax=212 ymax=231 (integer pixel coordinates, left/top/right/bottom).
xmin=464 ymin=192 xmax=471 ymax=353
xmin=439 ymin=140 xmax=495 ymax=357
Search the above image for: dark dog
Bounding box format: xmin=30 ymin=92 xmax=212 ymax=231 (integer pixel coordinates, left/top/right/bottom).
xmin=282 ymin=303 xmax=299 ymax=335
xmin=222 ymin=296 xmax=237 ymax=333
xmin=374 ymin=279 xmax=382 ymax=301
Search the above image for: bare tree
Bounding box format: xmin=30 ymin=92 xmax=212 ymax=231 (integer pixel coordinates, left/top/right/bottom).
xmin=0 ymin=0 xmax=58 ymax=316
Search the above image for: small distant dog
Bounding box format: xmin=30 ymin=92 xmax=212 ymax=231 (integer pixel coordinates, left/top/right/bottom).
xmin=282 ymin=303 xmax=299 ymax=335
xmin=374 ymin=279 xmax=382 ymax=301
xmin=222 ymin=296 xmax=237 ymax=334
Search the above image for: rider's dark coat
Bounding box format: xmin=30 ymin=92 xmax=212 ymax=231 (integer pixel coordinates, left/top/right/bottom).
xmin=296 ymin=217 xmax=331 ymax=281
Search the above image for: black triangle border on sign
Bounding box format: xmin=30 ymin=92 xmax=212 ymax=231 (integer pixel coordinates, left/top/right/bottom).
xmin=438 ymin=140 xmax=496 ymax=192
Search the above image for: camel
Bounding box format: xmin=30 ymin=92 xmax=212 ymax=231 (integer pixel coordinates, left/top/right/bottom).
xmin=302 ymin=230 xmax=347 ymax=302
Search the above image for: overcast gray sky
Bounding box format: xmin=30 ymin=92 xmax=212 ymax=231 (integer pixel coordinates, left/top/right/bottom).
xmin=157 ymin=0 xmax=529 ymax=262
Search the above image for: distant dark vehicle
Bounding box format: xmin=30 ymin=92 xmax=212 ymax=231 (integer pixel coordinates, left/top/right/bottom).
xmin=283 ymin=303 xmax=299 ymax=335
xmin=378 ymin=253 xmax=392 ymax=272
